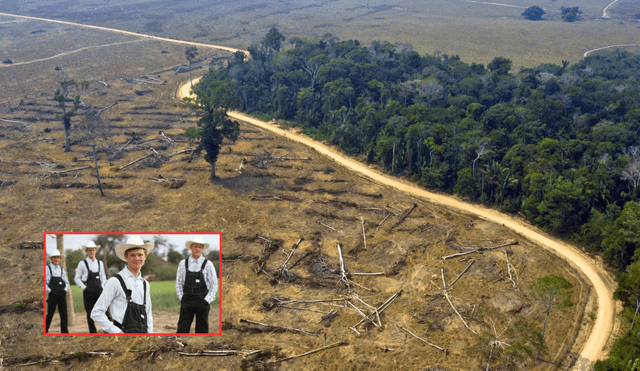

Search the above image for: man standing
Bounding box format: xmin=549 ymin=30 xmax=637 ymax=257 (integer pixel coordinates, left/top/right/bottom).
xmin=91 ymin=235 xmax=154 ymax=333
xmin=176 ymin=236 xmax=218 ymax=333
xmin=74 ymin=241 xmax=107 ymax=333
xmin=45 ymin=249 xmax=70 ymax=333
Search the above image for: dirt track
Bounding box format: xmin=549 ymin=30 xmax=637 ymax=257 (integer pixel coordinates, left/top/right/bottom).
xmin=179 ymin=78 xmax=617 ymax=370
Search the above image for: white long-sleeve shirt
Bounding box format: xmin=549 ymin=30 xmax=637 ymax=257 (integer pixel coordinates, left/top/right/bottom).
xmin=90 ymin=267 xmax=153 ymax=333
xmin=46 ymin=263 xmax=70 ymax=294
xmin=74 ymin=258 xmax=107 ymax=290
xmin=175 ymin=256 xmax=218 ymax=303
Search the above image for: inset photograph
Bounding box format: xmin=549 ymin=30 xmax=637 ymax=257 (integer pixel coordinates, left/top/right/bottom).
xmin=44 ymin=233 xmax=221 ymax=335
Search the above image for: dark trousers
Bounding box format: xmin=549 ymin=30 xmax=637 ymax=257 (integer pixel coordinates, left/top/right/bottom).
xmin=177 ymin=300 xmax=210 ymax=333
xmin=45 ymin=294 xmax=68 ymax=333
xmin=83 ymin=289 xmax=101 ymax=333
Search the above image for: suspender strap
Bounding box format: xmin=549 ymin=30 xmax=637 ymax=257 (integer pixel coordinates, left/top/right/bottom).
xmin=115 ymin=274 xmax=146 ymax=305
xmin=200 ymin=259 xmax=208 ymax=272
xmin=185 ymin=258 xmax=208 ymax=272
xmin=83 ymin=259 xmax=101 ymax=273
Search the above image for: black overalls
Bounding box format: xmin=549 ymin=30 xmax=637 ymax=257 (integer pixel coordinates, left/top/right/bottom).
xmin=113 ymin=274 xmax=148 ymax=333
xmin=82 ymin=259 xmax=103 ymax=333
xmin=177 ymin=258 xmax=210 ymax=333
xmin=45 ymin=264 xmax=68 ymax=333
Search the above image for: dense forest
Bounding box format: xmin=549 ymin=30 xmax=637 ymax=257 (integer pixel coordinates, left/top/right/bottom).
xmin=198 ymin=28 xmax=640 ymax=370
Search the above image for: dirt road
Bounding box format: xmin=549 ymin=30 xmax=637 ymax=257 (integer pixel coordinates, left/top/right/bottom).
xmin=179 ymin=78 xmax=617 ymax=370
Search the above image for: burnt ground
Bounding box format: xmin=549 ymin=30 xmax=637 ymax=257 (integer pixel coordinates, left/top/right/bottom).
xmin=0 ymin=18 xmax=600 ymax=371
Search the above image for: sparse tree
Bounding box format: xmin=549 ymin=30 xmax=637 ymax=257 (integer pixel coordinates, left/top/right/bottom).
xmin=54 ymin=72 xmax=81 ymax=152
xmin=417 ymin=79 xmax=444 ymax=108
xmin=183 ymin=75 xmax=241 ymax=181
xmin=79 ymin=109 xmax=112 ymax=196
xmin=522 ymin=6 xmax=545 ymax=21
xmin=561 ymin=6 xmax=582 ymax=22
xmin=185 ymin=46 xmax=199 ymax=87
xmin=530 ymin=275 xmax=573 ymax=359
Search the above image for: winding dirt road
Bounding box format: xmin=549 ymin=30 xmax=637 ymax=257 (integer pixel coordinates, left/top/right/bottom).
xmin=180 ymin=78 xmax=616 ymax=370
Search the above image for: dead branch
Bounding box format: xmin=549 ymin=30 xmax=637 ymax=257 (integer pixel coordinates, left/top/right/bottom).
xmin=375 ymin=212 xmax=392 ymax=233
xmin=317 ymin=220 xmax=344 ymax=235
xmin=390 ymin=203 xmax=417 ymax=229
xmin=0 ymin=118 xmax=30 ymax=127
xmin=352 ymin=295 xmax=381 ymax=327
xmin=159 ymin=131 xmax=176 ymax=147
xmin=391 ymin=319 xmax=448 ymax=354
xmin=447 ymin=261 xmax=474 ymax=289
xmin=97 ymin=101 xmax=117 ymax=116
xmin=279 ymin=298 xmax=345 ymax=305
xmin=48 ymin=166 xmax=90 ymax=174
xmin=239 ymin=319 xmax=319 ymax=336
xmin=119 ymin=154 xmax=151 ymax=170
xmin=442 ymin=241 xmax=518 ymax=260
xmin=288 ymin=251 xmax=311 ymax=270
xmin=350 ymin=291 xmax=402 ymax=333
xmin=386 ymin=204 xmax=403 ymax=212
xmin=505 ymin=250 xmax=517 ymax=288
xmin=442 ymin=267 xmax=478 ymax=335
xmin=361 ymin=220 xmax=367 ymax=250
xmin=167 ymin=148 xmax=195 ymax=157
xmin=276 ymin=341 xmax=349 ymax=363
xmin=349 ymin=272 xmax=385 ymax=276
xmin=279 ymin=305 xmax=331 ymax=315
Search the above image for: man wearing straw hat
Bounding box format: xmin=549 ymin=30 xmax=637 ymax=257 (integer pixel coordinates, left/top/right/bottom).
xmin=176 ymin=236 xmax=218 ymax=333
xmin=91 ymin=235 xmax=154 ymax=333
xmin=74 ymin=241 xmax=107 ymax=333
xmin=45 ymin=249 xmax=70 ymax=333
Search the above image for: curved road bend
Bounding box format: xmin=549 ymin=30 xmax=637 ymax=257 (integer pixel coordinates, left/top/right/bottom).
xmin=180 ymin=77 xmax=615 ymax=370
xmin=0 ymin=10 xmax=615 ymax=369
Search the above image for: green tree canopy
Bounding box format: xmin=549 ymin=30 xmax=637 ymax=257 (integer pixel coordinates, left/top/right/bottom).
xmin=522 ymin=6 xmax=545 ymax=20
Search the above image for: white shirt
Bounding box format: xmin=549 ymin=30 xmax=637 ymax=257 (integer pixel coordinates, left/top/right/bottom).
xmin=74 ymin=257 xmax=107 ymax=290
xmin=90 ymin=267 xmax=153 ymax=334
xmin=175 ymin=255 xmax=218 ymax=303
xmin=46 ymin=263 xmax=70 ymax=294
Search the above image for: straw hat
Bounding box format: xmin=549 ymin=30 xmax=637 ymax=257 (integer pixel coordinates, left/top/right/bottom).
xmin=82 ymin=241 xmax=101 ymax=254
xmin=115 ymin=235 xmax=154 ymax=262
xmin=185 ymin=236 xmax=210 ymax=251
xmin=49 ymin=249 xmax=62 ymax=257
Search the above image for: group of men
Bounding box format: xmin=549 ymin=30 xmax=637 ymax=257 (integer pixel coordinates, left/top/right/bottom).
xmin=45 ymin=235 xmax=218 ymax=334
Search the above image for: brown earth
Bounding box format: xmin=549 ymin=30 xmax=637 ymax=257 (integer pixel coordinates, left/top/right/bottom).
xmin=0 ymin=14 xmax=619 ymax=371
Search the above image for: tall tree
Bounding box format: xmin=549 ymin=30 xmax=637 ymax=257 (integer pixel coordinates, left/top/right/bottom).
xmin=185 ymin=46 xmax=199 ymax=87
xmin=263 ymin=27 xmax=285 ymax=55
xmin=54 ymin=72 xmax=81 ymax=152
xmin=530 ymin=275 xmax=573 ymax=359
xmin=183 ymin=74 xmax=241 ymax=181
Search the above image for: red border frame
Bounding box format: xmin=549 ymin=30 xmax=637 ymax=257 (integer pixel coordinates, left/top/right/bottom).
xmin=43 ymin=232 xmax=222 ymax=336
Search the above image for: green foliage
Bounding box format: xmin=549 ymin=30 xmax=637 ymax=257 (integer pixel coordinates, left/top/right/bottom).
xmin=522 ymin=6 xmax=545 ymax=21
xmin=13 ymin=302 xmax=26 ymax=311
xmin=262 ymin=27 xmax=285 ymax=55
xmin=212 ymin=29 xmax=640 ymax=284
xmin=561 ymin=6 xmax=582 ymax=22
xmin=185 ymin=46 xmax=198 ymax=64
xmin=183 ymin=72 xmax=241 ymax=180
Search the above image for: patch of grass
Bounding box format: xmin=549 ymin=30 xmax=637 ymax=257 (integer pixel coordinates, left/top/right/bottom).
xmin=13 ymin=302 xmax=27 ymax=311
